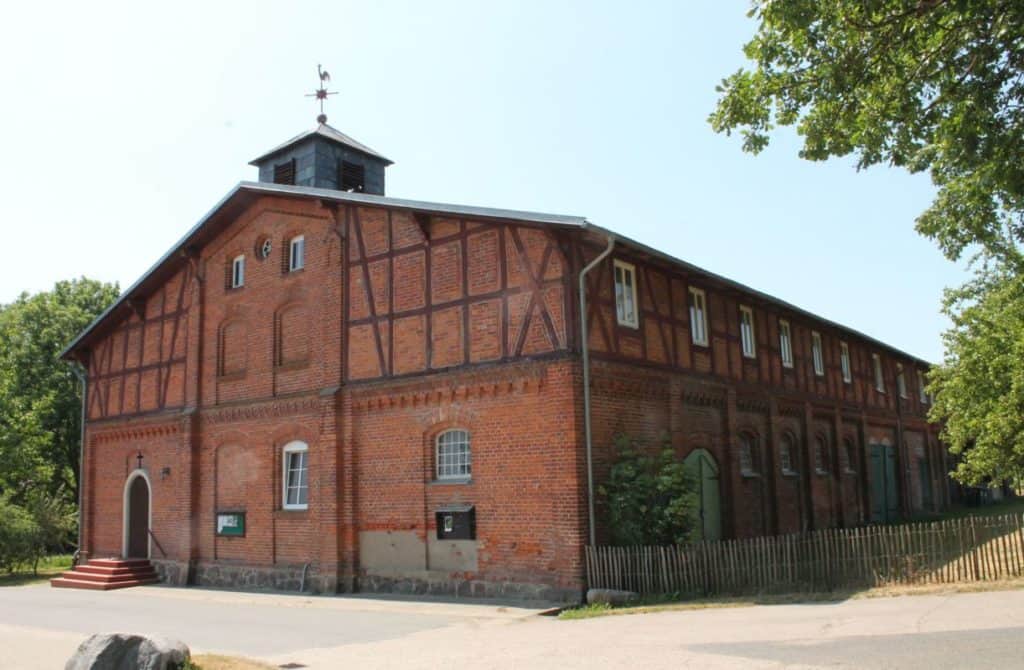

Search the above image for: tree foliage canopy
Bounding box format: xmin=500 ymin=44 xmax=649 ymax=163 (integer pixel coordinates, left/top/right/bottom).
xmin=929 ymin=264 xmax=1024 ymax=485
xmin=710 ymin=0 xmax=1024 ymax=267
xmin=598 ymin=434 xmax=698 ymax=546
xmin=0 ymin=278 xmax=119 ymax=506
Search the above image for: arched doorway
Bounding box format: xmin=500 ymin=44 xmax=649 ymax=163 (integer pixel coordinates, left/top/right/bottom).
xmin=123 ymin=472 xmax=151 ymax=558
xmin=684 ymin=449 xmax=721 ymax=542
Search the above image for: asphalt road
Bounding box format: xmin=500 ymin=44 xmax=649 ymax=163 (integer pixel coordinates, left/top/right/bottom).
xmin=1 ymin=583 xmax=1023 ymax=669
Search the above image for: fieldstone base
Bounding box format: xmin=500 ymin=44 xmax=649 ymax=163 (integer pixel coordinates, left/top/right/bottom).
xmin=150 ymin=559 xmax=189 ymax=586
xmin=153 ymin=559 xmax=578 ymax=603
xmin=188 ymin=562 xmax=337 ymax=594
xmin=359 ymin=573 xmax=582 ymax=604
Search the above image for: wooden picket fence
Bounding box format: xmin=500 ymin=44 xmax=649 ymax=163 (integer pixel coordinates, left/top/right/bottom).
xmin=586 ymin=513 xmax=1024 ymax=596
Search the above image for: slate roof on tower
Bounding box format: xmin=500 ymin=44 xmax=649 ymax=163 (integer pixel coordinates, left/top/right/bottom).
xmin=249 ymin=123 xmax=393 ymax=166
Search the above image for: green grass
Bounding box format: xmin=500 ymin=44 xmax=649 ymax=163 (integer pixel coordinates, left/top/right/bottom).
xmin=0 ymin=554 xmax=73 ymax=586
xmin=926 ymin=497 xmax=1024 ymax=521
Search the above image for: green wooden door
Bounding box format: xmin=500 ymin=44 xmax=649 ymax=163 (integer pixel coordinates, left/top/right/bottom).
xmin=684 ymin=449 xmax=721 ymax=542
xmin=869 ymin=444 xmax=900 ymax=524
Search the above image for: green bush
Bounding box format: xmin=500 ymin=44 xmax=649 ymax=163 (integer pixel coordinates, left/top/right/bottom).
xmin=598 ymin=433 xmax=698 ymax=546
xmin=0 ymin=494 xmax=40 ymax=573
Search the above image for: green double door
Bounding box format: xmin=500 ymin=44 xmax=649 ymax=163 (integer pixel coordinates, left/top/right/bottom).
xmin=869 ymin=443 xmax=900 ymax=524
xmin=684 ymin=449 xmax=722 ymax=542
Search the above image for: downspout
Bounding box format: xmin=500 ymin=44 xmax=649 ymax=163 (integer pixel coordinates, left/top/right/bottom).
xmin=580 ymin=234 xmax=615 ymax=547
xmin=67 ymin=361 xmax=88 ymax=564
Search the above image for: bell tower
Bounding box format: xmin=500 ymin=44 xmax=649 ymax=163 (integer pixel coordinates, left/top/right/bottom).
xmin=249 ymin=66 xmax=392 ymax=195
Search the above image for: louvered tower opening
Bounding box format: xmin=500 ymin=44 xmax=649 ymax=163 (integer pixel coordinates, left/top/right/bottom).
xmin=339 ymin=160 xmax=366 ymax=192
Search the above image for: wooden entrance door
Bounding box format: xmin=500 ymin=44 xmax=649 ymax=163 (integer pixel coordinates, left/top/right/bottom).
xmin=126 ymin=475 xmax=150 ymax=558
xmin=684 ymin=449 xmax=722 ymax=542
xmin=869 ymin=444 xmax=899 ymax=524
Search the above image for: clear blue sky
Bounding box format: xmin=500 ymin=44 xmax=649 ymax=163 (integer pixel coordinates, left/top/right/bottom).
xmin=0 ymin=1 xmax=967 ymax=362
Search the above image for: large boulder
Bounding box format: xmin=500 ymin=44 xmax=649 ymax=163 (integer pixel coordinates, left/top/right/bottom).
xmin=65 ymin=633 xmax=190 ymax=670
xmin=586 ymin=588 xmax=639 ymax=606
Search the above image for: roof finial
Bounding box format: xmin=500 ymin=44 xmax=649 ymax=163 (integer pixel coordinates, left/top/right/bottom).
xmin=305 ymin=64 xmax=337 ymax=125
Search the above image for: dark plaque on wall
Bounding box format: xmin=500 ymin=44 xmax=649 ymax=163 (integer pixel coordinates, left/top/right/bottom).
xmin=436 ymin=504 xmax=475 ymax=540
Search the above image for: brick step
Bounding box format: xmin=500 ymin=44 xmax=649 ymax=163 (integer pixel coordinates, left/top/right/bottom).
xmin=74 ymin=564 xmax=156 ymax=577
xmin=57 ymin=569 xmax=157 ymax=584
xmin=86 ymin=558 xmax=152 ymax=569
xmin=50 ymin=576 xmax=159 ymax=591
xmin=51 ymin=558 xmax=159 ymax=590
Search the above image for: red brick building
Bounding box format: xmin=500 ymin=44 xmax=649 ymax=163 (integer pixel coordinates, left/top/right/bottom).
xmin=62 ymin=123 xmax=948 ymax=601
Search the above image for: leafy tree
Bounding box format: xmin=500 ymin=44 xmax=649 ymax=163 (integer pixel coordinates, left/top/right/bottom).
xmin=710 ymin=1 xmax=1024 ymax=268
xmin=0 ymin=493 xmax=39 ymax=573
xmin=928 ymin=262 xmax=1024 ymax=485
xmin=0 ymin=278 xmax=119 ymax=507
xmin=598 ymin=434 xmax=697 ymax=546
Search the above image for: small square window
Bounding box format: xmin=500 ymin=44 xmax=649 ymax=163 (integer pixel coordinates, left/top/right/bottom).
xmin=689 ymin=287 xmax=708 ymax=346
xmin=289 ymin=236 xmax=305 ymax=272
xmin=740 ymin=306 xmax=756 ymax=358
xmin=613 ymin=260 xmax=638 ymax=328
xmin=779 ymin=319 xmax=793 ymax=368
xmin=840 ymin=342 xmax=852 ymax=383
xmin=811 ymin=331 xmax=825 ymax=376
xmin=231 ymin=255 xmax=245 ymax=289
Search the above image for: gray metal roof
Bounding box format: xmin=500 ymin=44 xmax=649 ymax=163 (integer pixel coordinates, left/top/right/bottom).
xmin=60 ymin=181 xmax=932 ymax=368
xmin=249 ymin=123 xmax=393 ymax=166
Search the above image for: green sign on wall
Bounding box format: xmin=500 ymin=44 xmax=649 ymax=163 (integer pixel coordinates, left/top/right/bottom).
xmin=216 ymin=512 xmax=245 ymax=537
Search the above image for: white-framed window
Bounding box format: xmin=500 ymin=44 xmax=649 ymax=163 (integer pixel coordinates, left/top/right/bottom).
xmin=436 ymin=429 xmax=471 ymax=480
xmin=289 ymin=235 xmax=305 ymax=272
xmin=918 ymin=370 xmax=929 ymax=404
xmin=688 ymin=287 xmax=708 ymax=346
xmin=282 ymin=441 xmax=309 ymax=510
xmin=811 ymin=331 xmax=825 ymax=376
xmin=739 ymin=306 xmax=756 ymax=358
xmin=873 ymin=354 xmax=885 ymax=392
xmin=739 ymin=432 xmax=758 ymax=476
xmin=613 ymin=260 xmax=638 ymax=328
xmin=231 ymin=255 xmax=245 ymax=289
xmin=779 ymin=433 xmax=797 ymax=475
xmin=840 ymin=342 xmax=852 ymax=383
xmin=896 ymin=363 xmax=908 ymax=398
xmin=779 ymin=319 xmax=793 ymax=368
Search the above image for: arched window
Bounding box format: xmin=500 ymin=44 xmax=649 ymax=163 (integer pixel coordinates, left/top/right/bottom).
xmin=282 ymin=441 xmax=309 ymax=510
xmin=739 ymin=432 xmax=758 ymax=476
xmin=814 ymin=436 xmax=829 ymax=475
xmin=844 ymin=439 xmax=857 ymax=474
xmin=436 ymin=429 xmax=471 ymax=480
xmin=779 ymin=433 xmax=797 ymax=475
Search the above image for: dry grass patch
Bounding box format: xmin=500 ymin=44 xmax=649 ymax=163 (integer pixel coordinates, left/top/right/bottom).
xmin=189 ymin=654 xmax=275 ymax=670
xmin=558 ymin=578 xmax=1024 ymax=620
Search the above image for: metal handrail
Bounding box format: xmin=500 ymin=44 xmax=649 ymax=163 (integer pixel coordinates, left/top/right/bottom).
xmin=147 ymin=528 xmax=167 ymax=557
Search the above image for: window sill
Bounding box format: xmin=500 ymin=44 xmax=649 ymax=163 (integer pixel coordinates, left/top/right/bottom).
xmin=284 ymin=268 xmax=306 ymax=277
xmin=615 ymin=320 xmax=640 ymax=330
xmin=742 ymin=354 xmax=757 ymax=361
xmin=218 ymin=371 xmax=247 ymax=382
xmin=226 ymin=285 xmax=246 ymax=293
xmin=740 ymin=471 xmax=760 ymax=479
xmin=815 ymin=469 xmax=830 ymax=477
xmin=691 ymin=340 xmax=710 ymax=350
xmin=430 ymin=478 xmax=473 ymax=486
xmin=781 ymin=470 xmax=799 ymax=478
xmin=277 ymin=507 xmax=309 ymax=516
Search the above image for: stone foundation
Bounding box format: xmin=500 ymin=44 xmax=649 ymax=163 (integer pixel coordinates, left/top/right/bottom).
xmin=358 ymin=573 xmax=582 ymax=604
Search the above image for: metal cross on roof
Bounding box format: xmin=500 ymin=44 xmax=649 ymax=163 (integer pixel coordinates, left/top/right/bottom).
xmin=306 ymin=64 xmax=337 ymax=125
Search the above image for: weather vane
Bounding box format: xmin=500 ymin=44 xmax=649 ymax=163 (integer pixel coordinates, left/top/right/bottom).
xmin=306 ymin=64 xmax=337 ymax=125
